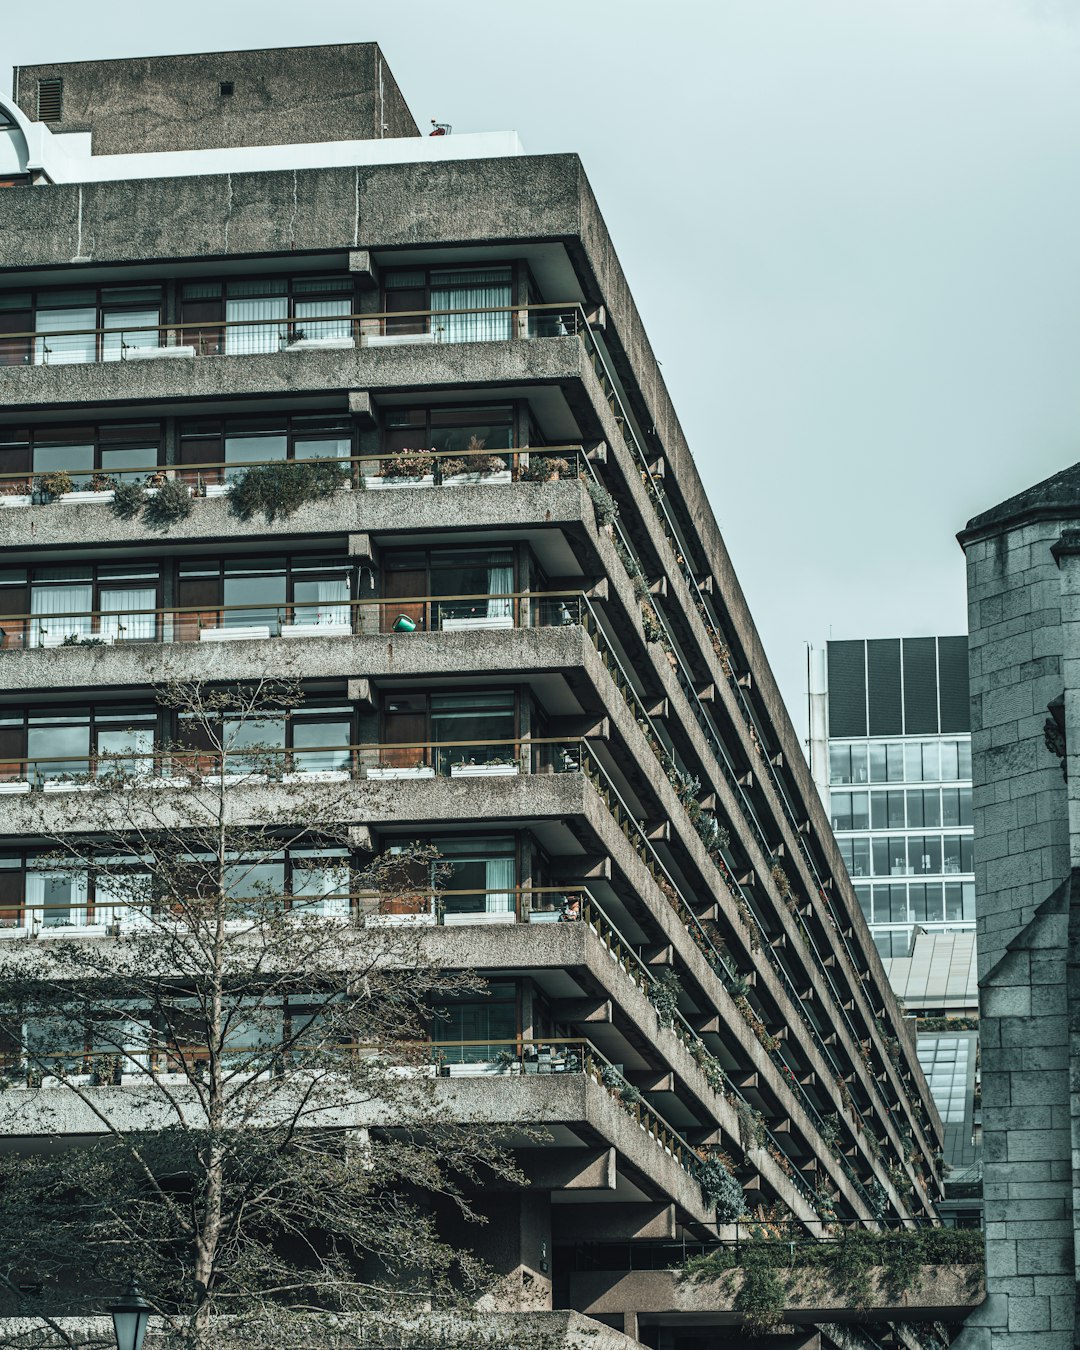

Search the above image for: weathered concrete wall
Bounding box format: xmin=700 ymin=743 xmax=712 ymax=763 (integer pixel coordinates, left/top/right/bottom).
xmin=14 ymin=44 xmax=419 ymax=151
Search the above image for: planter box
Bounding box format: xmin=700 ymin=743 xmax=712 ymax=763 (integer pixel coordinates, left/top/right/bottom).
xmin=364 ymin=475 xmax=435 ymax=490
xmin=40 ymin=632 xmax=114 ymax=648
xmin=281 ymin=770 xmax=350 ymax=784
xmin=442 ymin=910 xmax=517 ymax=926
xmin=204 ymin=483 xmax=231 ymax=498
xmin=449 ymin=763 xmax=520 ymax=778
xmin=441 ymin=615 xmax=514 ymax=632
xmin=285 ymin=337 xmax=355 ymax=351
xmin=0 ymin=495 xmax=31 ymax=509
xmin=280 ymin=623 xmax=353 ymax=639
xmin=43 ymin=780 xmax=98 ymax=793
xmin=59 ymin=491 xmax=115 ymax=504
xmin=366 ymin=766 xmax=435 ymax=781
xmin=0 ymin=780 xmax=29 ymax=794
xmin=366 ymin=911 xmax=436 ymax=927
xmin=441 ymin=471 xmax=512 ymax=487
xmin=126 ymin=345 xmax=196 ymax=360
xmin=362 ymin=332 xmax=435 ymax=347
xmin=199 ymin=626 xmax=272 ymax=642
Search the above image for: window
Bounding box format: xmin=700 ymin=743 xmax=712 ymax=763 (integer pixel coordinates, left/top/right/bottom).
xmin=381 ymin=546 xmax=519 ymax=633
xmin=176 ymin=702 xmax=353 ymax=777
xmin=0 ymin=285 xmax=163 ymax=366
xmin=175 ymin=554 xmax=352 ymax=639
xmin=433 ymin=979 xmax=518 ymax=1063
xmin=0 ymin=561 xmax=160 ymax=650
xmin=0 ymin=422 xmax=162 ymax=491
xmin=179 ymin=275 xmax=355 ymax=357
xmin=838 ymin=836 xmax=870 ymax=879
xmin=0 ymin=703 xmax=157 ymax=784
xmin=178 ymin=413 xmax=353 ymax=487
xmin=382 ymin=404 xmax=516 ymax=466
xmin=381 ymin=266 xmax=513 ymax=343
xmin=431 ymin=836 xmax=518 ymax=921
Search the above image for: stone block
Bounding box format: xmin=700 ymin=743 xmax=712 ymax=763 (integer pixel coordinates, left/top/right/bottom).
xmin=1031 ymin=986 xmax=1068 ymax=1017
xmin=997 ymin=1197 xmax=1066 ymax=1221
xmin=1022 ymin=1045 xmax=1069 ymax=1071
xmin=1049 ymin=1295 xmax=1074 ymax=1330
xmin=1007 ymin=1297 xmax=1050 ymax=1332
xmin=1032 ymin=1276 xmax=1074 ymax=1295
xmin=1008 ymin=1076 xmax=1068 ymax=1108
xmin=985 ymin=1240 xmax=1018 ymax=1277
xmin=1015 ymin=1236 xmax=1073 ymax=1275
xmin=984 ymin=986 xmax=1032 ymax=1018
xmin=1007 ymin=1131 xmax=1071 ymax=1162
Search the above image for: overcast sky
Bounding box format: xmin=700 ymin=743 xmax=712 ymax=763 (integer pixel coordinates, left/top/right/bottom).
xmin=6 ymin=0 xmax=1080 ymax=752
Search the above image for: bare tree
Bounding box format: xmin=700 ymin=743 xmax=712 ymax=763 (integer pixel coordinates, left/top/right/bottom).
xmin=0 ymin=680 xmax=528 ymax=1350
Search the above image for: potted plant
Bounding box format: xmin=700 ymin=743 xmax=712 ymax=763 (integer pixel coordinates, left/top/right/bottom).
xmin=0 ymin=478 xmax=32 ymax=509
xmin=34 ymin=469 xmax=73 ymax=502
xmin=521 ymin=455 xmax=571 ymax=483
xmin=440 ymin=436 xmax=510 ymax=485
xmin=367 ymin=448 xmax=437 ymax=489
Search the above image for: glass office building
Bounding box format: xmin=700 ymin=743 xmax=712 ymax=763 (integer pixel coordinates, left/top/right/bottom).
xmin=811 ymin=636 xmax=974 ymax=963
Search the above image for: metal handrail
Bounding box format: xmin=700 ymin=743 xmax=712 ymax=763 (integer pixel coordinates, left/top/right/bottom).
xmin=0 ymin=444 xmax=588 ymax=487
xmin=0 ymin=300 xmax=584 ymax=348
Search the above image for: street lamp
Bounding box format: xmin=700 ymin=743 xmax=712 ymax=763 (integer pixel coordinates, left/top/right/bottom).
xmin=109 ymin=1275 xmax=152 ymax=1350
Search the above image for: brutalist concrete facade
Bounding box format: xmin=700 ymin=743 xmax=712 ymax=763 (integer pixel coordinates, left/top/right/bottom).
xmin=0 ymin=46 xmax=945 ymax=1350
xmin=957 ymin=472 xmax=1080 ymax=1350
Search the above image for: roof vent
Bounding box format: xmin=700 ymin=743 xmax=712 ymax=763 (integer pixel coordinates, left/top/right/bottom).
xmin=36 ymin=78 xmax=63 ymax=123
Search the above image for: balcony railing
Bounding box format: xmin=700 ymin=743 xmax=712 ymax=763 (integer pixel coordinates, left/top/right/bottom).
xmin=0 ymin=588 xmax=587 ymax=651
xmin=0 ymin=446 xmax=589 ymax=503
xmin=0 ymin=302 xmax=585 ymax=367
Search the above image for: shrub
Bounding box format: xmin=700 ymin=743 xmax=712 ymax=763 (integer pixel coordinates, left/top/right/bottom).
xmin=584 ymin=477 xmax=618 ymax=527
xmin=230 ymin=459 xmax=349 ymax=522
xmin=111 ymin=480 xmax=147 ymax=519
xmin=144 ymin=477 xmax=193 ymax=527
xmin=379 ymin=449 xmax=436 ymax=479
xmin=648 ymin=968 xmax=682 ymax=1028
xmin=86 ymin=473 xmax=117 ymax=493
xmin=522 ymin=454 xmax=570 ymax=482
xmin=697 ymin=1155 xmax=745 ymax=1223
xmin=35 ymin=470 xmax=73 ymax=499
xmin=461 ymin=436 xmax=506 ymax=475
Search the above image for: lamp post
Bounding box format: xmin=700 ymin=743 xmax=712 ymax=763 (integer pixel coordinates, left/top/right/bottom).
xmin=108 ymin=1275 xmax=152 ymax=1350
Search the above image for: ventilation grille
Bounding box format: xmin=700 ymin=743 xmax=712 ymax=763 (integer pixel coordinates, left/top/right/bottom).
xmin=36 ymin=79 xmax=63 ymax=123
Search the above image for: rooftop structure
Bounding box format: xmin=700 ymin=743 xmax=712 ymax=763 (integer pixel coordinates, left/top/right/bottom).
xmin=0 ymin=44 xmax=948 ymax=1350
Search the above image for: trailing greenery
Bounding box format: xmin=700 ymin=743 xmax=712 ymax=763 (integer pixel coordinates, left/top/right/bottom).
xmin=684 ymin=1229 xmax=984 ymax=1332
xmin=648 ymin=968 xmax=683 ymax=1028
xmin=111 ymin=479 xmax=147 ymax=519
xmin=917 ymin=1015 xmax=978 ymax=1033
xmin=230 ymin=459 xmax=350 ymax=522
xmin=583 ymin=477 xmax=619 ymax=527
xmin=144 ymin=477 xmax=194 ymax=527
xmin=696 ymin=1154 xmax=747 ymax=1224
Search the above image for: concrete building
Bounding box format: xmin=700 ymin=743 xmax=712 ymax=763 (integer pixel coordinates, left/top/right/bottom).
xmin=808 ymin=639 xmax=981 ymax=1225
xmin=0 ymin=45 xmax=946 ymax=1350
xmin=957 ymin=468 xmax=1080 ymax=1350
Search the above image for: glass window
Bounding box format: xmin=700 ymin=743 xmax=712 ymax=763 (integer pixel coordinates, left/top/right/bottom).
xmin=839 ymin=837 xmax=870 ymax=879
xmin=850 ymin=744 xmax=869 ymax=783
xmin=911 ymin=836 xmax=942 ymax=875
xmin=829 ymin=744 xmax=852 ymax=785
xmin=849 ymin=791 xmax=869 ymax=830
xmin=962 ymin=881 xmax=976 ymax=919
xmin=941 ymin=741 xmax=960 ymax=781
xmin=870 ymin=791 xmax=888 ymax=830
xmin=832 ymin=792 xmax=853 ymax=831
xmin=869 ymin=743 xmax=887 ymax=783
xmin=921 ymin=741 xmax=941 ymax=782
xmin=904 ymin=742 xmax=923 ymax=782
xmin=958 ymin=787 xmax=972 ymax=827
xmin=943 ymin=837 xmax=964 ymax=875
xmin=433 ymin=979 xmax=517 ymax=1063
xmin=886 ymin=743 xmax=905 ymax=783
xmin=958 ymin=740 xmax=972 ymax=779
xmin=944 ymin=883 xmax=965 ymax=920
xmin=854 ymin=884 xmax=872 ymax=922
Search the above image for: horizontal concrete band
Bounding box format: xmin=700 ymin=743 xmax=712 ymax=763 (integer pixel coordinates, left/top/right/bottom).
xmin=0 ymin=1072 xmax=709 ymax=1222
xmin=567 ymin=1266 xmax=985 ymax=1323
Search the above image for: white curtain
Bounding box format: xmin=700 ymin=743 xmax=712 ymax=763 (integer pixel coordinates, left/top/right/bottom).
xmin=31 ymin=584 xmax=93 ymax=646
xmin=99 ymin=588 xmax=156 ymax=642
xmin=317 ymin=578 xmax=350 ymax=627
xmin=225 ymin=297 xmax=288 ymax=356
xmin=295 ymin=299 xmax=352 ymax=342
xmin=26 ymin=869 xmax=87 ymax=928
xmin=485 ymin=858 xmax=515 ymax=914
xmin=431 ymin=274 xmax=511 ymax=343
xmin=102 ymin=308 xmax=160 ymax=361
xmin=486 ymin=565 xmax=513 ymax=620
xmin=34 ymin=307 xmax=96 ymax=365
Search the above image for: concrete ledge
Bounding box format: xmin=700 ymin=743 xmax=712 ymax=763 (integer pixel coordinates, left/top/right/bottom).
xmin=568 ymin=1265 xmax=985 ymax=1325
